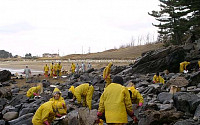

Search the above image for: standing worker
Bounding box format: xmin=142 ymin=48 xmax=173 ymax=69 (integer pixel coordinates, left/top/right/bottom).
xmin=68 ymin=83 xmax=94 ymax=110
xmin=50 ymin=62 xmax=54 ymax=77
xmin=54 ymin=63 xmax=57 ymax=76
xmin=81 ymin=62 xmax=86 ymax=73
xmin=127 ymin=83 xmax=144 ymax=107
xmin=44 ymin=64 xmax=49 ymax=77
xmin=97 ymin=76 xmax=137 ymax=124
xmin=75 ymin=63 xmax=79 ymax=74
xmin=87 ymin=62 xmax=92 ymax=69
xmin=23 ymin=65 xmax=31 ymax=82
xmin=153 ymin=72 xmax=165 ymax=84
xmin=57 ymin=62 xmax=62 ymax=77
xmin=32 ymin=101 xmax=64 ymax=125
xmin=180 ymin=61 xmax=190 ymax=73
xmin=103 ymin=62 xmax=113 ymax=87
xmin=71 ymin=63 xmax=76 ymax=74
xmin=49 ymin=88 xmax=67 ymax=115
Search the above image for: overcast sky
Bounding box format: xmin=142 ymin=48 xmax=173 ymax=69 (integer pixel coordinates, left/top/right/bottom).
xmin=0 ymin=0 xmax=160 ymax=57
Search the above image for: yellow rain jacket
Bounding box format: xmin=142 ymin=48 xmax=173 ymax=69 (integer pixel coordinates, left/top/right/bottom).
xmin=71 ymin=63 xmax=76 ymax=73
xmin=127 ymin=86 xmax=143 ymax=104
xmin=26 ymin=86 xmax=41 ymax=98
xmin=98 ymin=83 xmax=133 ymax=123
xmin=198 ymin=61 xmax=200 ymax=68
xmin=69 ymin=83 xmax=94 ymax=110
xmin=180 ymin=61 xmax=190 ymax=72
xmin=57 ymin=63 xmax=62 ymax=76
xmin=54 ymin=63 xmax=57 ymax=76
xmin=153 ymin=75 xmax=165 ymax=84
xmin=103 ymin=62 xmax=112 ymax=87
xmin=32 ymin=101 xmax=57 ymax=125
xmin=50 ymin=63 xmax=54 ymax=76
xmin=44 ymin=65 xmax=49 ymax=72
xmin=49 ymin=88 xmax=67 ymax=115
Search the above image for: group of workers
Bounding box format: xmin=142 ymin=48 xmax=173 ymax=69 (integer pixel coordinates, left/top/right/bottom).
xmin=43 ymin=62 xmax=62 ymax=77
xmin=27 ymin=62 xmax=144 ymax=124
xmin=71 ymin=62 xmax=92 ymax=74
xmin=43 ymin=62 xmax=92 ymax=77
xmin=26 ymin=60 xmax=199 ymax=124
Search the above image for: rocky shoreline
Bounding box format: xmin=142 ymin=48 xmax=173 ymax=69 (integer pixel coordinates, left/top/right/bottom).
xmin=1 ymin=42 xmax=200 ymax=125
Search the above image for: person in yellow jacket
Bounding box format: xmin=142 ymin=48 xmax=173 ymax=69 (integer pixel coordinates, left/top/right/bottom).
xmin=53 ymin=63 xmax=57 ymax=76
xmin=49 ymin=87 xmax=67 ymax=115
xmin=56 ymin=62 xmax=62 ymax=77
xmin=103 ymin=62 xmax=113 ymax=87
xmin=153 ymin=72 xmax=165 ymax=84
xmin=180 ymin=61 xmax=190 ymax=73
xmin=198 ymin=61 xmax=200 ymax=70
xmin=71 ymin=63 xmax=76 ymax=74
xmin=26 ymin=83 xmax=42 ymax=98
xmin=44 ymin=64 xmax=49 ymax=77
xmin=32 ymin=101 xmax=64 ymax=125
xmin=50 ymin=62 xmax=54 ymax=77
xmin=127 ymin=83 xmax=144 ymax=107
xmin=68 ymin=83 xmax=94 ymax=110
xmin=97 ymin=76 xmax=137 ymax=124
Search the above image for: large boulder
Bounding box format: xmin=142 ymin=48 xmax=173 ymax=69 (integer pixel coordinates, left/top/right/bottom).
xmin=8 ymin=113 xmax=34 ymax=125
xmin=157 ymin=92 xmax=173 ymax=104
xmin=0 ymin=88 xmax=12 ymax=98
xmin=3 ymin=112 xmax=18 ymax=121
xmin=0 ymin=70 xmax=11 ymax=82
xmin=173 ymin=92 xmax=200 ymax=113
xmin=138 ymin=109 xmax=184 ymax=125
xmin=131 ymin=46 xmax=186 ymax=74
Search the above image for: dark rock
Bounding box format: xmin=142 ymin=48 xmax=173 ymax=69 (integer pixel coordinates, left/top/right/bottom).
xmin=194 ymin=104 xmax=200 ymax=121
xmin=131 ymin=46 xmax=186 ymax=74
xmin=19 ymin=108 xmax=35 ymax=117
xmin=8 ymin=94 xmax=28 ymax=106
xmin=3 ymin=112 xmax=18 ymax=121
xmin=157 ymin=92 xmax=173 ymax=103
xmin=2 ymin=106 xmax=17 ymax=114
xmin=92 ymin=91 xmax=101 ymax=102
xmin=67 ymin=110 xmax=79 ymax=125
xmin=92 ymin=103 xmax=99 ymax=110
xmin=0 ymin=120 xmax=5 ymax=125
xmin=189 ymin=71 xmax=200 ymax=86
xmin=8 ymin=113 xmax=34 ymax=125
xmin=0 ymin=70 xmax=11 ymax=82
xmin=111 ymin=65 xmax=127 ymax=75
xmin=138 ymin=109 xmax=184 ymax=125
xmin=174 ymin=119 xmax=199 ymax=125
xmin=0 ymin=88 xmax=12 ymax=98
xmin=173 ymin=92 xmax=199 ymax=113
xmin=0 ymin=98 xmax=7 ymax=111
xmin=11 ymin=88 xmax=20 ymax=93
xmin=1 ymin=82 xmax=10 ymax=86
xmin=86 ymin=68 xmax=94 ymax=73
xmin=42 ymin=79 xmax=50 ymax=88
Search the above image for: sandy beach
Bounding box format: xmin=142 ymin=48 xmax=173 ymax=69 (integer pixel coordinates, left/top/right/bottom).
xmin=0 ymin=60 xmax=132 ymax=75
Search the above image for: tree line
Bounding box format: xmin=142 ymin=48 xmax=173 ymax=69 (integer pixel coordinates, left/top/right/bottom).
xmin=149 ymin=0 xmax=200 ymax=46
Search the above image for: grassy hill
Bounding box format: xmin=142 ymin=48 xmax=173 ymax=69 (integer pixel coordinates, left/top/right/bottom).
xmin=62 ymin=43 xmax=164 ymax=60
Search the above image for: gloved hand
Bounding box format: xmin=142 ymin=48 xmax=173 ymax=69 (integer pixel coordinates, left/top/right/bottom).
xmin=33 ymin=93 xmax=39 ymax=96
xmin=44 ymin=121 xmax=50 ymax=125
xmin=97 ymin=112 xmax=103 ymax=118
xmin=139 ymin=102 xmax=143 ymax=107
xmin=132 ymin=116 xmax=138 ymax=123
xmin=56 ymin=114 xmax=62 ymax=118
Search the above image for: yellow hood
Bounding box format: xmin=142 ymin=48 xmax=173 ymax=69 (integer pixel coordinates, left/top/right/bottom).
xmin=53 ymin=88 xmax=61 ymax=95
xmin=69 ymin=86 xmax=75 ymax=94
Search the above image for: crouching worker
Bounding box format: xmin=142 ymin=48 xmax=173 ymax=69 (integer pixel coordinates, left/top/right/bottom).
xmin=127 ymin=83 xmax=144 ymax=107
xmin=32 ymin=101 xmax=64 ymax=125
xmin=26 ymin=83 xmax=43 ymax=98
xmin=97 ymin=76 xmax=137 ymax=124
xmin=49 ymin=87 xmax=67 ymax=115
xmin=68 ymin=83 xmax=94 ymax=110
xmin=153 ymin=72 xmax=165 ymax=84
